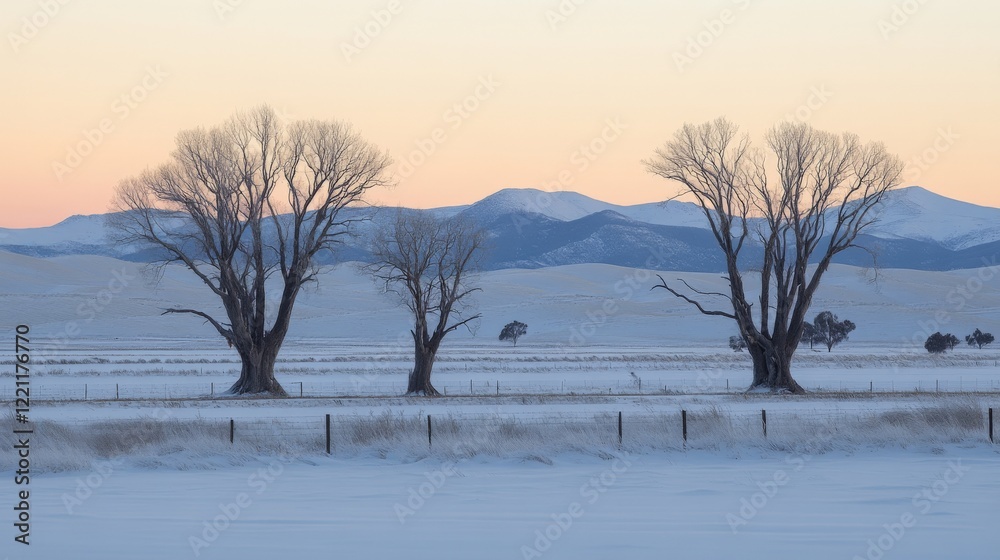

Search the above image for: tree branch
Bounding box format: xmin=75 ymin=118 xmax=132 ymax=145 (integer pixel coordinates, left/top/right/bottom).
xmin=652 ymin=275 xmax=736 ymax=319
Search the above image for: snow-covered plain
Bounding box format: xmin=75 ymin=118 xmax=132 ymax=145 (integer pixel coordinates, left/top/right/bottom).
xmin=9 ymin=449 xmax=1000 ymax=559
xmin=3 ymin=251 xmax=1000 ymax=558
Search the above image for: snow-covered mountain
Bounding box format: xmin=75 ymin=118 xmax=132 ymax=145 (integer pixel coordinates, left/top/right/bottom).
xmin=457 ymin=188 xmax=708 ymax=229
xmin=0 ymin=214 xmax=117 ymax=257
xmin=1 ymin=186 xmax=998 ymax=271
xmin=865 ymin=187 xmax=1000 ymax=250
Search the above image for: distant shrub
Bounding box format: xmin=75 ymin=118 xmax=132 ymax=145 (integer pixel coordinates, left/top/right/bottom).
xmin=499 ymin=321 xmax=528 ymax=346
xmin=925 ymin=332 xmax=959 ymax=354
xmin=728 ymin=336 xmax=746 ymax=352
xmin=965 ymin=328 xmax=994 ymax=350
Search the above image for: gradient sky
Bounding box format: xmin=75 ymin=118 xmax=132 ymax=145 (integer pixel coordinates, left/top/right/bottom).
xmin=2 ymin=0 xmax=997 ymax=227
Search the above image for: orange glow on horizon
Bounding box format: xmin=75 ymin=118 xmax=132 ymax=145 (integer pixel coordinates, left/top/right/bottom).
xmin=2 ymin=1 xmax=997 ymax=228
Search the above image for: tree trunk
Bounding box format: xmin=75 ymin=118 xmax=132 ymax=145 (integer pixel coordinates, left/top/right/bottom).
xmin=747 ymin=341 xmax=805 ymax=394
xmin=229 ymin=345 xmax=286 ymax=396
xmin=407 ymin=346 xmax=440 ymax=396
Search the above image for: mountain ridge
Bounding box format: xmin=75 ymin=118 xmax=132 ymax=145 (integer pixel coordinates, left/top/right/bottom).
xmin=1 ymin=186 xmax=997 ymax=272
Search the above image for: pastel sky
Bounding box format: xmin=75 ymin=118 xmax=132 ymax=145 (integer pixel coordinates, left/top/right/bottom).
xmin=2 ymin=0 xmax=997 ymax=227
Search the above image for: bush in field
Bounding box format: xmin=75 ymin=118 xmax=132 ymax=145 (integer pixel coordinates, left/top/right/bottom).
xmin=965 ymin=329 xmax=995 ymax=350
xmin=499 ymin=321 xmax=528 ymax=346
xmin=728 ymin=335 xmax=746 ymax=352
xmin=947 ymin=333 xmax=960 ymax=350
xmin=925 ymin=332 xmax=959 ymax=354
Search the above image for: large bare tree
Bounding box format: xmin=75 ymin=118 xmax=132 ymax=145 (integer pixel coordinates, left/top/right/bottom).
xmin=645 ymin=119 xmax=902 ymax=393
xmin=367 ymin=212 xmax=485 ymax=395
xmin=111 ymin=105 xmax=392 ymax=395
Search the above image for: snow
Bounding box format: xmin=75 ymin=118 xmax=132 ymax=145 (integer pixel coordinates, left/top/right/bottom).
xmin=866 ymin=186 xmax=1000 ymax=250
xmin=3 ymin=247 xmax=1000 ymax=558
xmin=0 ymin=214 xmax=111 ymax=246
xmin=4 ymin=249 xmax=999 ymax=346
xmin=11 ymin=448 xmax=1000 ymax=559
xmin=456 ymin=188 xmax=709 ymax=229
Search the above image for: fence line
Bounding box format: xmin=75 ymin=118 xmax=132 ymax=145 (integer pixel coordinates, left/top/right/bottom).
xmin=4 ymin=378 xmax=1000 ymax=402
xmin=51 ymin=407 xmax=989 ymax=453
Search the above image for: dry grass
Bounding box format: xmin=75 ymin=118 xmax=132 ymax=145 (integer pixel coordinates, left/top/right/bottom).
xmin=1 ymin=400 xmax=995 ymax=472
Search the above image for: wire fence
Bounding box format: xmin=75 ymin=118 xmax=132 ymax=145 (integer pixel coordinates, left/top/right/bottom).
xmin=41 ymin=407 xmax=999 ymax=456
xmin=5 ymin=376 xmax=1000 ymax=402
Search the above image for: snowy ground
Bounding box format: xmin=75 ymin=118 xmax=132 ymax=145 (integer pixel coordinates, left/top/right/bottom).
xmin=11 ymin=448 xmax=1000 ymax=559
xmin=4 ymin=255 xmax=1000 ymax=558
xmin=7 ymin=338 xmax=1000 ymax=401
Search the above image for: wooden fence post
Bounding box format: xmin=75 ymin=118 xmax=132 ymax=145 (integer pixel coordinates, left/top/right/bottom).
xmin=230 ymin=418 xmax=234 ymax=444
xmin=211 ymin=382 xmax=214 ymax=397
xmin=990 ymin=408 xmax=994 ymax=444
xmin=299 ymin=382 xmax=303 ymax=398
xmin=326 ymin=414 xmax=331 ymax=454
xmin=682 ymin=410 xmax=688 ymax=443
xmin=618 ymin=411 xmax=623 ymax=447
xmin=427 ymin=415 xmax=432 ymax=448
xmin=84 ymin=384 xmax=87 ymax=400
xmin=116 ymin=383 xmax=120 ymax=400
xmin=762 ymin=409 xmax=767 ymax=438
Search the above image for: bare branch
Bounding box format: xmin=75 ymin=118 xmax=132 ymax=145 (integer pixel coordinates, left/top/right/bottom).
xmin=652 ymin=275 xmax=736 ymax=319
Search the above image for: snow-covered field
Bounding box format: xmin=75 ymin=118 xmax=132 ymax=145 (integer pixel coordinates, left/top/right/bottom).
xmin=10 ymin=449 xmax=1000 ymax=559
xmin=3 ymin=253 xmax=1000 ymax=558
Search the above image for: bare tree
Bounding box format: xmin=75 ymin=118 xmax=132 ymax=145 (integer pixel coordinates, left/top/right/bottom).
xmin=645 ymin=119 xmax=902 ymax=393
xmin=110 ymin=106 xmax=392 ymax=395
xmin=367 ymin=212 xmax=485 ymax=395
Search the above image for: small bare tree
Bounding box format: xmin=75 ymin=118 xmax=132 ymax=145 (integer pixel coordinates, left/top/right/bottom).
xmin=646 ymin=119 xmax=902 ymax=393
xmin=368 ymin=212 xmax=485 ymax=395
xmin=110 ymin=105 xmax=392 ymax=395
